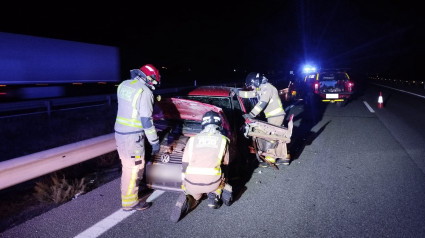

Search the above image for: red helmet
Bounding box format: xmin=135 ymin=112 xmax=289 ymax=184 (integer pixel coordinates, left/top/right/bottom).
xmin=140 ymin=64 xmax=161 ymax=87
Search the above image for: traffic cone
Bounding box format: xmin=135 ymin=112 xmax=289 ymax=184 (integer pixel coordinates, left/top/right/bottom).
xmin=377 ymin=92 xmax=383 ymax=109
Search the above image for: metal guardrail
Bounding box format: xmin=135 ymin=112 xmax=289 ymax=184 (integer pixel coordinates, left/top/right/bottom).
xmin=0 ymin=86 xmax=201 ymax=116
xmin=0 ymin=84 xmax=244 ymax=116
xmin=368 ymin=76 xmax=425 ymax=89
xmin=0 ymin=133 xmax=116 ymax=190
xmin=0 ymin=94 xmax=117 ymax=116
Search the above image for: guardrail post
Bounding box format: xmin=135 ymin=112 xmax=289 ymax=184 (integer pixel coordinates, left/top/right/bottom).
xmin=44 ymin=101 xmax=51 ymax=116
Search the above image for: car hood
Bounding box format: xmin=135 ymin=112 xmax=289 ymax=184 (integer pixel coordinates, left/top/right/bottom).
xmin=153 ymin=97 xmax=230 ymax=132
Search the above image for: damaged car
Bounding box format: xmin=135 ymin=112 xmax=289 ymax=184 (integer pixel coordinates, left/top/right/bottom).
xmin=145 ymin=86 xmax=255 ymax=192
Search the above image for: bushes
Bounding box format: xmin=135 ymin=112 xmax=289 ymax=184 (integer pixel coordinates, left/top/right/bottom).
xmin=0 ymin=105 xmax=120 ymax=232
xmin=34 ymin=173 xmax=88 ymax=204
xmin=34 ymin=151 xmax=120 ymax=204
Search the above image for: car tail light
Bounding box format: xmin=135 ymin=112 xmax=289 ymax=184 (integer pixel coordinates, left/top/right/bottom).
xmin=347 ymin=82 xmax=353 ymax=92
xmin=314 ymin=82 xmax=319 ymax=93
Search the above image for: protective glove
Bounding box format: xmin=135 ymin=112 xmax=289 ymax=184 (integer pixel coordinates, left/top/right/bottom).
xmin=151 ymin=142 xmax=160 ymax=155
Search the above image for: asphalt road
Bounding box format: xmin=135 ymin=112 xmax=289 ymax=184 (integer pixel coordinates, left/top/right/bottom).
xmin=1 ymin=83 xmax=425 ymax=238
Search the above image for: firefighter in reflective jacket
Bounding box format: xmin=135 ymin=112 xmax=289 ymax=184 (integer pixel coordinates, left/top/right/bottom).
xmin=114 ymin=64 xmax=161 ymax=211
xmin=170 ymin=110 xmax=230 ymax=223
xmin=243 ymin=72 xmax=289 ymax=165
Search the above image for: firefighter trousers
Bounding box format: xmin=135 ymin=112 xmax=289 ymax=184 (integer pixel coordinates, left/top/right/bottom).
xmin=184 ymin=177 xmax=225 ymax=201
xmin=115 ymin=132 xmax=145 ymax=208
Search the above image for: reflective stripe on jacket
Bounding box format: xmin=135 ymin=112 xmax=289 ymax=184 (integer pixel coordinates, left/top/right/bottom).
xmin=250 ymin=83 xmax=285 ymax=118
xmin=114 ymin=79 xmax=158 ymax=144
xmin=182 ymin=131 xmax=229 ymax=186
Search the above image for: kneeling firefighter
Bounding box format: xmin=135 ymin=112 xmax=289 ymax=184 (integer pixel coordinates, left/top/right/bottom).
xmin=170 ymin=110 xmax=232 ymax=223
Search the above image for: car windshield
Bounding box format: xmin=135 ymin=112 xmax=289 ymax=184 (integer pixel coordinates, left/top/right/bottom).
xmin=184 ymin=95 xmax=232 ymax=119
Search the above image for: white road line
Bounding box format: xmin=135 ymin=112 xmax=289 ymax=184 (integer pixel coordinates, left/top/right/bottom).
xmin=146 ymin=190 xmax=166 ymax=202
xmin=363 ymin=101 xmax=375 ymax=113
xmin=372 ymin=83 xmax=425 ymax=99
xmin=74 ymin=209 xmax=136 ymax=238
xmin=74 ymin=190 xmax=165 ymax=238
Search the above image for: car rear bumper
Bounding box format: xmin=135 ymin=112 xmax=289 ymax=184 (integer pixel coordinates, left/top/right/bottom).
xmin=145 ymin=161 xmax=183 ymax=192
xmin=316 ymin=92 xmax=352 ymax=102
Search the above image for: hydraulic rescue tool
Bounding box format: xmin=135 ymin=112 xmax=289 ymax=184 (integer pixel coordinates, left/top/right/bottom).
xmin=243 ymin=114 xmax=294 ymax=170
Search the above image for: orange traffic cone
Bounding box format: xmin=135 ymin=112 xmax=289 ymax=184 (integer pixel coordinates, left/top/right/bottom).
xmin=377 ymin=92 xmax=383 ymax=109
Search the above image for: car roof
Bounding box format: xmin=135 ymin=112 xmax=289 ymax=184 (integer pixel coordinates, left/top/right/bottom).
xmin=187 ymin=86 xmax=235 ymax=97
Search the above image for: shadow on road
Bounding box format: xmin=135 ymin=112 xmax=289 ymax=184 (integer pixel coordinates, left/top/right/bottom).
xmin=288 ymin=95 xmax=328 ymax=162
xmin=289 ymin=120 xmax=330 ymax=161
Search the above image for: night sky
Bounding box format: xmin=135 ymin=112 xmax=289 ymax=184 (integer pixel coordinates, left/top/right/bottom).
xmin=1 ymin=1 xmax=423 ymax=84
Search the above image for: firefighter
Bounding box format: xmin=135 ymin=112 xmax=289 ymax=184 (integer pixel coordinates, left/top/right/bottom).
xmin=243 ymin=72 xmax=290 ymax=165
xmin=170 ymin=110 xmax=230 ymax=223
xmin=114 ymin=64 xmax=161 ymax=211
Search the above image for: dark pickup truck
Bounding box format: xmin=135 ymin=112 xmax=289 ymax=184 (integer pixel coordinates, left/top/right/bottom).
xmin=303 ymin=69 xmax=354 ymax=107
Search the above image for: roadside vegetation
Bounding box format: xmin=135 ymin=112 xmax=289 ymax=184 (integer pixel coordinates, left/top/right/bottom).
xmin=0 ymin=151 xmax=121 ymax=233
xmin=0 ymin=104 xmax=120 ymax=233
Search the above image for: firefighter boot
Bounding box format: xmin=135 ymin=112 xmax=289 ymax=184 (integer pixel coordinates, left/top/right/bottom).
xmin=170 ymin=193 xmax=189 ymax=223
xmin=277 ymin=154 xmax=291 ymax=165
xmin=221 ymin=184 xmax=233 ymax=206
xmin=265 ymin=156 xmax=276 ymax=163
xmin=122 ymin=200 xmax=152 ymax=212
xmin=281 ymin=158 xmax=290 ymax=165
xmin=260 ymin=156 xmax=276 ymax=167
xmin=187 ymin=194 xmax=199 ymax=211
xmin=207 ymin=192 xmax=222 ymax=209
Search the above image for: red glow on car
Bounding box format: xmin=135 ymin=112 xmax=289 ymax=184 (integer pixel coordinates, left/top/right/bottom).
xmin=347 ymin=82 xmax=353 ymax=92
xmin=188 ymin=86 xmax=232 ymax=97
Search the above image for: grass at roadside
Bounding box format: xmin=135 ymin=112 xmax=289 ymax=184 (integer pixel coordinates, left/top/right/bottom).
xmin=0 ymin=104 xmax=120 ymax=233
xmin=0 ymin=151 xmax=121 ymax=233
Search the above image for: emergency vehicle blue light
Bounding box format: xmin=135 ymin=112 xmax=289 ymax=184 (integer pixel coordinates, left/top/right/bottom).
xmin=303 ymin=65 xmax=317 ymax=73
